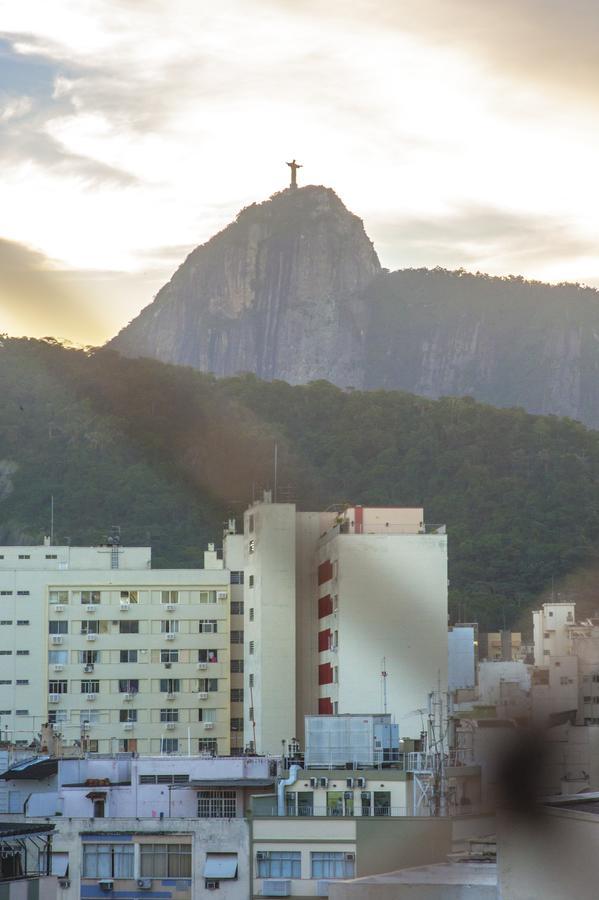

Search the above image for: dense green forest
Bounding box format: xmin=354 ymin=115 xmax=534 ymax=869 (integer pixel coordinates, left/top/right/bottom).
xmin=2 ymin=336 xmax=599 ymax=631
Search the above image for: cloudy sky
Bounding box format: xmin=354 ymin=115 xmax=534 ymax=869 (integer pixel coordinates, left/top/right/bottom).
xmin=1 ymin=0 xmax=599 ymax=345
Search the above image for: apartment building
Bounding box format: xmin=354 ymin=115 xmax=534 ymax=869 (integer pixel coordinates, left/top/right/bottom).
xmin=243 ymin=498 xmax=448 ymax=755
xmin=0 ymin=542 xmax=232 ymax=754
xmin=222 ymin=527 xmax=245 ymax=754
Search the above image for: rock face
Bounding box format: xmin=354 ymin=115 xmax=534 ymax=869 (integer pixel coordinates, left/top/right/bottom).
xmin=110 ymin=185 xmax=599 ymax=427
xmin=109 ymin=186 xmax=380 ymax=387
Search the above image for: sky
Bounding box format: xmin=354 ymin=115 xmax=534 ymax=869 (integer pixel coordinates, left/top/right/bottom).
xmin=1 ymin=0 xmax=599 ymax=345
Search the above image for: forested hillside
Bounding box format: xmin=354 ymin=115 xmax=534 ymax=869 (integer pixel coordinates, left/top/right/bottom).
xmin=2 ymin=337 xmax=599 ymax=630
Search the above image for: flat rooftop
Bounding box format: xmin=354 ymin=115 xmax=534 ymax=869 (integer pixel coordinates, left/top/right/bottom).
xmin=337 ymin=861 xmax=497 ymax=887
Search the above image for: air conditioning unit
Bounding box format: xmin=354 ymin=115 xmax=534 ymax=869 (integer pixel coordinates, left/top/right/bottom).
xmin=85 ymin=605 xmax=96 ymax=614
xmin=198 ymin=691 xmax=209 ymax=700
xmin=58 ymin=878 xmax=70 ymax=889
xmin=98 ymin=880 xmax=113 ymax=892
xmin=166 ymin=604 xmax=176 ymax=612
xmin=86 ymin=693 xmax=97 ymax=701
xmin=53 ymin=605 xmax=65 ymax=613
xmin=119 ymin=601 xmax=130 ymax=611
xmin=205 ymin=882 xmax=218 ymax=891
xmin=51 ymin=635 xmax=63 ymax=645
xmin=319 ymin=777 xmax=329 ymax=788
xmin=355 ymin=777 xmax=366 ymax=788
xmin=123 ymin=722 xmax=134 ymax=731
xmin=137 ymin=879 xmax=152 ymax=890
xmin=256 ymin=851 xmax=269 ymax=861
xmin=204 ymin=722 xmax=214 ymax=730
xmin=166 ymin=722 xmax=177 ymax=730
xmin=345 ymin=853 xmax=355 ymax=862
xmin=164 ymin=662 xmax=172 ymax=669
xmin=53 ymin=664 xmax=64 ymax=672
xmin=216 ymin=591 xmax=228 ymax=601
xmin=261 ymin=880 xmax=291 ymax=897
xmin=86 ymin=633 xmax=97 ymax=642
xmin=165 ymin=633 xmax=176 ymax=641
xmin=197 ymin=662 xmax=208 ymax=670
xmin=346 ymin=778 xmax=354 ymax=788
xmin=166 ymin=692 xmax=177 ymax=700
xmin=49 ymin=693 xmax=60 ymax=703
xmin=84 ymin=664 xmax=94 ymax=673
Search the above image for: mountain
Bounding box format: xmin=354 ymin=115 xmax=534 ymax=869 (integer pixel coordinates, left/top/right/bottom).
xmin=4 ymin=337 xmax=599 ymax=631
xmin=109 ymin=185 xmax=599 ymax=427
xmin=110 ymin=186 xmax=380 ymax=387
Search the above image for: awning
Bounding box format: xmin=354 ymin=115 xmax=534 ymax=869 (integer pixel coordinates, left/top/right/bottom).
xmin=203 ymin=854 xmax=238 ymax=880
xmin=50 ymin=853 xmax=69 ymax=877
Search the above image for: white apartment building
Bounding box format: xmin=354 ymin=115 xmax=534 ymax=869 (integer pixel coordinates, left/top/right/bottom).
xmin=222 ymin=526 xmax=245 ymax=754
xmin=243 ymin=499 xmax=448 ymax=755
xmin=0 ymin=542 xmax=232 ymax=754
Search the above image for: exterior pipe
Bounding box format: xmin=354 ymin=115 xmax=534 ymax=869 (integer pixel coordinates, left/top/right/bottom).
xmin=277 ymin=764 xmax=300 ymax=816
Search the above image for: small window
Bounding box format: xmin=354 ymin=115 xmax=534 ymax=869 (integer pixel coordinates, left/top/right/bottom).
xmin=230 ymin=630 xmax=243 ymax=643
xmin=230 ymin=717 xmax=243 ymax=731
xmin=230 ymin=659 xmax=243 ymax=673
xmin=257 ymin=851 xmax=300 ymax=879
xmin=161 ymin=649 xmax=179 ymax=663
xmin=199 ymin=620 xmax=217 ymax=634
xmin=118 ymin=679 xmax=139 ymax=693
xmin=120 ymin=621 xmax=139 ymax=634
xmin=81 ymin=680 xmax=100 ymax=694
xmin=199 ymin=591 xmax=217 ymax=604
xmin=160 ymin=739 xmax=179 ymax=755
xmin=18 ymin=555 xmax=30 ymax=560
xmin=16 ymin=650 xmax=29 ymax=656
xmin=161 ymin=620 xmax=179 ymax=634
xmin=16 ymin=620 xmax=29 ymax=626
xmin=49 ymin=621 xmax=68 ymax=634
xmin=49 ymin=680 xmax=68 ymax=694
xmin=16 ymin=679 xmax=28 ymax=685
xmin=0 ymin=651 xmax=12 ymax=656
xmin=198 ymin=678 xmax=218 ymax=693
xmin=120 ymin=709 xmax=138 ymax=722
xmin=230 ymin=600 xmax=244 ymax=615
xmin=81 ymin=591 xmax=101 ymax=605
xmin=161 ymin=591 xmax=179 ymax=604
xmin=0 ymin=591 xmax=12 ymax=596
xmin=230 ymin=688 xmax=244 ymax=702
xmin=248 ymin=673 xmax=254 ymax=688
xmin=230 ymin=571 xmax=244 ymax=585
xmin=198 ymin=738 xmax=218 ymax=753
xmin=249 ymin=575 xmax=254 ymax=588
xmin=248 ymin=515 xmax=254 ymax=532
xmin=17 ymin=590 xmax=29 ymax=596
xmin=249 ymin=608 xmax=254 ymax=622
xmin=160 ymin=679 xmax=180 ymax=693
xmin=45 ymin=554 xmax=58 ymax=560
xmin=121 ymin=590 xmax=138 ymax=603
xmin=248 ymin=539 xmax=255 ymax=554
xmin=0 ymin=620 xmax=12 ymax=625
xmin=249 ymin=641 xmax=254 ymax=655
xmin=15 ymin=709 xmax=30 ymax=715
xmin=49 ymin=591 xmax=68 ymax=604
xmin=160 ymin=708 xmax=179 ymax=722
xmin=120 ymin=650 xmax=138 ymax=663
xmin=198 ymin=649 xmax=218 ymax=663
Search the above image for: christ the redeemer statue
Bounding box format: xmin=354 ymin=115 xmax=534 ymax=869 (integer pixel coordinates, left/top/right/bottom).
xmin=287 ymin=159 xmax=302 ymax=189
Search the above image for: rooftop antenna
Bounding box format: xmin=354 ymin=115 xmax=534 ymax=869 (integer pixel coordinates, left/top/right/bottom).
xmin=381 ymin=657 xmax=388 ymax=714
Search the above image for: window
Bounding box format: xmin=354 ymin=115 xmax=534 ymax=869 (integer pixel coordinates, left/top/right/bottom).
xmin=0 ymin=680 xmax=10 ymax=685
xmin=0 ymin=621 xmax=11 ymax=625
xmin=119 ymin=709 xmax=138 ymax=722
xmin=230 ymin=630 xmax=244 ymax=643
xmin=373 ymin=791 xmax=391 ymax=816
xmin=161 ymin=738 xmax=179 ymax=754
xmin=257 ymin=851 xmax=300 ymax=879
xmin=140 ymin=844 xmax=191 ymax=878
xmin=248 ymin=575 xmax=254 ymax=588
xmin=0 ymin=651 xmax=12 ymax=656
xmin=0 ymin=591 xmax=12 ymax=596
xmin=248 ymin=539 xmax=255 ymax=554
xmin=311 ymin=852 xmax=355 ymax=879
xmin=249 ymin=674 xmax=254 ymax=688
xmin=161 ymin=649 xmax=179 ymax=663
xmin=120 ymin=650 xmax=138 ymax=663
xmin=230 ymin=659 xmax=243 ymax=673
xmin=248 ymin=515 xmax=254 ymax=532
xmin=198 ymin=649 xmax=219 ymax=663
xmin=249 ymin=608 xmax=254 ymax=622
xmin=119 ymin=739 xmax=136 ymax=752
xmin=198 ymin=678 xmax=218 ymax=693
xmin=16 ymin=650 xmax=29 ymax=656
xmin=160 ymin=708 xmax=179 ymax=722
xmin=230 ymin=718 xmax=243 ymax=731
xmin=120 ymin=591 xmax=138 ymax=603
xmin=198 ymin=708 xmax=216 ymax=723
xmin=80 ymin=710 xmax=101 ymax=724
xmin=230 ymin=571 xmax=244 ymax=585
xmin=230 ymin=600 xmax=244 ymax=615
xmin=199 ymin=620 xmax=217 ymax=634
xmin=249 ymin=641 xmax=254 ymax=655
xmin=45 ymin=554 xmax=58 ymax=560
xmin=18 ymin=555 xmax=30 ymax=560
xmin=48 ymin=710 xmax=68 ymax=724
xmin=81 ymin=621 xmax=99 ymax=635
xmin=160 ymin=679 xmax=180 ymax=693
xmin=249 ymin=706 xmax=254 ymax=721
xmin=161 ymin=591 xmax=179 ymax=604
xmin=199 ymin=591 xmax=217 ymax=604
xmin=82 ymin=844 xmax=134 ymax=879
xmin=15 ymin=709 xmax=29 ymax=716
xmin=49 ymin=621 xmax=68 ymax=634
xmin=119 ymin=621 xmax=139 ymax=634
xmin=230 ymin=688 xmax=244 ymax=702
xmin=198 ymin=738 xmax=218 ymax=753
xmin=79 ymin=650 xmax=99 ymax=664
xmin=16 ymin=679 xmax=28 ymax=685
xmin=161 ymin=620 xmax=179 ymax=633
xmin=49 ymin=680 xmax=68 ymax=694
xmin=118 ymin=679 xmax=139 ymax=693
xmin=198 ymin=790 xmax=237 ymax=818
xmin=0 ymin=710 xmax=10 ymax=715
xmin=16 ymin=620 xmax=29 ymax=625
xmin=81 ymin=680 xmax=99 ymax=694
xmin=139 ymin=774 xmax=189 ymax=785
xmin=81 ymin=591 xmax=101 ymax=605
xmin=49 ymin=591 xmax=68 ymax=604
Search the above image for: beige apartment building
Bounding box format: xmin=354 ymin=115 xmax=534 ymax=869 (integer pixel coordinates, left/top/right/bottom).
xmin=242 ymin=498 xmax=448 ymax=756
xmin=0 ymin=542 xmax=234 ymax=754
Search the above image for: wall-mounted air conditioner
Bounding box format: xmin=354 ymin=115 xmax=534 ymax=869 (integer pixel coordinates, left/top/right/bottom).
xmin=198 ymin=691 xmax=208 ymax=700
xmin=120 ymin=601 xmax=130 ymax=611
xmin=86 ymin=693 xmax=97 ymax=701
xmin=165 ymin=633 xmax=176 ymax=641
xmin=345 ymin=852 xmax=355 ymax=862
xmin=164 ymin=662 xmax=172 ymax=669
xmin=216 ymin=591 xmax=228 ymax=601
xmin=123 ymin=692 xmax=134 ymax=701
xmin=51 ymin=636 xmax=63 ymax=645
xmin=84 ymin=605 xmax=96 ymax=614
xmin=84 ymin=664 xmax=94 ymax=673
xmin=98 ymin=880 xmax=113 ymax=892
xmin=53 ymin=605 xmax=65 ymax=613
xmin=166 ymin=691 xmax=177 ymax=700
xmin=165 ymin=604 xmax=177 ymax=612
xmin=49 ymin=693 xmax=60 ymax=703
xmin=197 ymin=662 xmax=208 ymax=670
xmin=166 ymin=722 xmax=177 ymax=730
xmin=58 ymin=879 xmax=70 ymax=889
xmin=86 ymin=633 xmax=97 ymax=642
xmin=204 ymin=722 xmax=214 ymax=730
xmin=123 ymin=722 xmax=134 ymax=731
xmin=137 ymin=879 xmax=152 ymax=890
xmin=53 ymin=664 xmax=64 ymax=672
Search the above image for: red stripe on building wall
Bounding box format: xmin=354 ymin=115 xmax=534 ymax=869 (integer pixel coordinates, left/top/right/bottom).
xmin=319 ymin=662 xmax=333 ymax=685
xmin=318 ymin=629 xmax=331 ymax=652
xmin=318 ymin=697 xmax=333 ymax=715
xmin=355 ymin=505 xmax=363 ymax=534
xmin=318 ymin=560 xmax=333 ymax=585
xmin=318 ymin=595 xmax=333 ymax=619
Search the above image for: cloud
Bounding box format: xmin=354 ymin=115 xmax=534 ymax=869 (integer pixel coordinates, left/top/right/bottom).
xmin=0 ymin=238 xmax=110 ymax=344
xmin=370 ymin=205 xmax=597 ymax=275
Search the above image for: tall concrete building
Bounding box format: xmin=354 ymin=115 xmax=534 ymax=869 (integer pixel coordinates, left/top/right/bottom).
xmin=0 ymin=542 xmax=233 ymax=754
xmin=243 ymin=498 xmax=448 ymax=755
